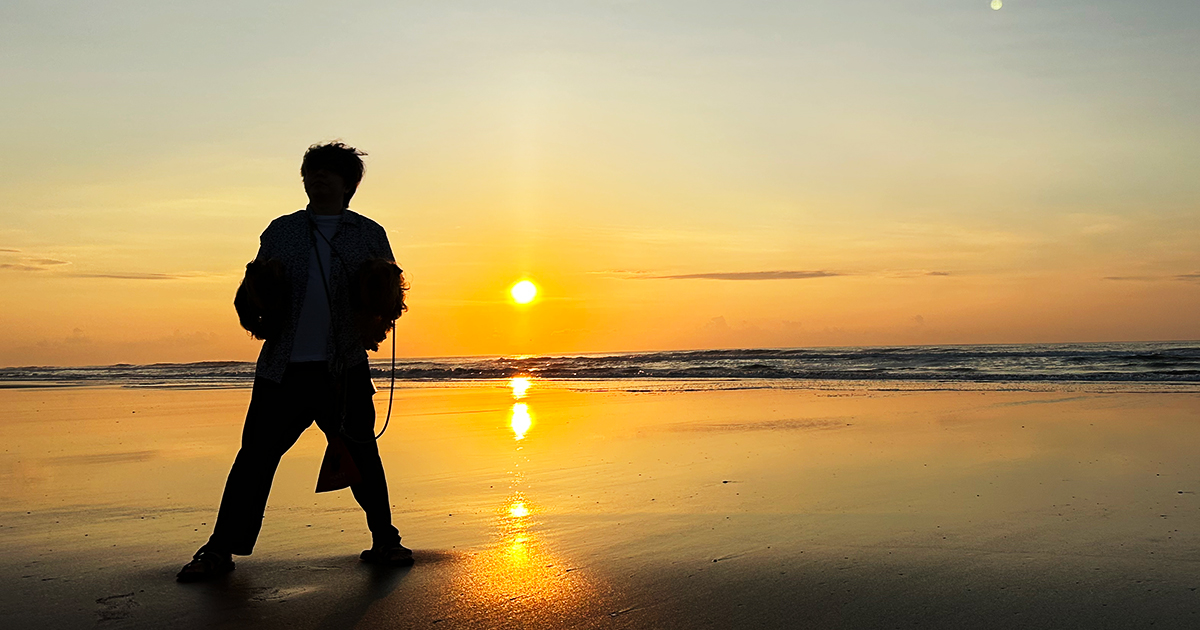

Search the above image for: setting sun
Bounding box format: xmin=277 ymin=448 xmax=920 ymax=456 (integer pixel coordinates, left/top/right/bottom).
xmin=510 ymin=280 xmax=538 ymax=304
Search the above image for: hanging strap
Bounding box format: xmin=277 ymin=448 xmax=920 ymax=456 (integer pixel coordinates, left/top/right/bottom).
xmin=307 ymin=212 xmax=395 ymax=443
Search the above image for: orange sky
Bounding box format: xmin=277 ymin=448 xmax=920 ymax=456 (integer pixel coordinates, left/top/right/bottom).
xmin=1 ymin=1 xmax=1198 ymax=366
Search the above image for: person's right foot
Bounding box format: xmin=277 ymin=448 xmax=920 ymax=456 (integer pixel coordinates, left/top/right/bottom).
xmin=360 ymin=543 xmax=414 ymax=567
xmin=176 ymin=549 xmax=235 ymax=582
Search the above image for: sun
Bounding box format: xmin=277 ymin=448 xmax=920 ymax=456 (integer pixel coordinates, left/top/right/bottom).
xmin=510 ymin=280 xmax=538 ymax=304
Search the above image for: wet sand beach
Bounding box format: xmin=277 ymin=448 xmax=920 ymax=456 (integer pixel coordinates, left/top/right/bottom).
xmin=3 ymin=381 xmax=1200 ymax=629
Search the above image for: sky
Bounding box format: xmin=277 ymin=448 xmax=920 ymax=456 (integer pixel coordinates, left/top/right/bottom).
xmin=1 ymin=0 xmax=1198 ymax=366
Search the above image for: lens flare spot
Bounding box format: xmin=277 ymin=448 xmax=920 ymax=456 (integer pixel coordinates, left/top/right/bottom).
xmin=991 ymin=0 xmax=1002 ymax=9
xmin=510 ymin=280 xmax=538 ymax=304
xmin=510 ymin=403 xmax=532 ymax=440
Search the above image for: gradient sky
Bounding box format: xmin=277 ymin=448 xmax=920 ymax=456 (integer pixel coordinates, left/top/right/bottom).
xmin=2 ymin=0 xmax=1198 ymax=366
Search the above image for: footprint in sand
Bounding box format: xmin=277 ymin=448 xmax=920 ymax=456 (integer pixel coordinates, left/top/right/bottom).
xmin=96 ymin=592 xmax=139 ymax=621
xmin=248 ymin=585 xmax=319 ymax=602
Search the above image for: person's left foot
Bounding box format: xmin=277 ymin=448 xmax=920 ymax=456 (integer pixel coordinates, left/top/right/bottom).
xmin=177 ymin=549 xmax=235 ymax=582
xmin=360 ymin=543 xmax=414 ymax=567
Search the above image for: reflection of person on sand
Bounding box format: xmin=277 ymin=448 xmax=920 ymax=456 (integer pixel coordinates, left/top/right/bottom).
xmin=178 ymin=142 xmax=411 ymax=582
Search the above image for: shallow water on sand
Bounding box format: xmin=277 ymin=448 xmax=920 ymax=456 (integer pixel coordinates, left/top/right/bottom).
xmin=3 ymin=381 xmax=1200 ymax=628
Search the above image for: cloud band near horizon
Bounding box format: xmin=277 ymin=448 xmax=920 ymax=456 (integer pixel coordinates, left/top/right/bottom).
xmin=649 ymin=270 xmax=841 ymax=280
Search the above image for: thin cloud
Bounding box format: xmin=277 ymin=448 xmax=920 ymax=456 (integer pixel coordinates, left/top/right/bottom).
xmin=70 ymin=272 xmax=189 ymax=280
xmin=0 ymin=254 xmax=71 ymax=272
xmin=590 ymin=269 xmax=654 ymax=278
xmin=604 ymin=269 xmax=947 ymax=281
xmin=0 ymin=248 xmax=20 ymax=253
xmin=1102 ymin=274 xmax=1200 ymax=282
xmin=2 ymin=262 xmax=186 ymax=280
xmin=650 ymin=270 xmax=841 ymax=281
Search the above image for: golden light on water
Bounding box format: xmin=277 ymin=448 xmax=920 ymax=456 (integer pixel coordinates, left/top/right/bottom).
xmin=510 ymin=402 xmax=533 ymax=440
xmin=510 ymin=280 xmax=538 ymax=304
xmin=509 ymin=377 xmax=531 ymax=399
xmin=453 ymin=494 xmax=591 ymax=610
xmin=451 ymin=381 xmax=593 ymax=612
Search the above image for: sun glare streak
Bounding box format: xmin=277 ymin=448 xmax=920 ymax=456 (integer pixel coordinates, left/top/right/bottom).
xmin=510 ymin=402 xmax=532 ymax=440
xmin=509 ymin=376 xmax=531 ymax=399
xmin=510 ymin=280 xmax=538 ymax=304
xmin=454 ymin=493 xmax=592 ymax=609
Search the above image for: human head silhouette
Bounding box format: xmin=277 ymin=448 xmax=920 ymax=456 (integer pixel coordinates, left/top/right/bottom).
xmin=301 ymin=142 xmax=367 ymax=209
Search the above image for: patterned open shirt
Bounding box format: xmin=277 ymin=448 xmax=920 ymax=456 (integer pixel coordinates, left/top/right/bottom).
xmin=250 ymin=208 xmax=395 ymax=383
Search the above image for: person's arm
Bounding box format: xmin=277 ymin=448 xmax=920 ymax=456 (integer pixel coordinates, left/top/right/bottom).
xmin=254 ymin=222 xmax=278 ymax=262
xmin=378 ymin=225 xmax=395 ymax=264
xmin=236 ymin=223 xmax=288 ymax=342
xmin=351 ymin=224 xmax=405 ymax=351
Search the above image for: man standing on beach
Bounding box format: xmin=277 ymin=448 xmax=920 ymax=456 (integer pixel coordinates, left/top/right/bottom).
xmin=178 ymin=142 xmax=411 ymax=581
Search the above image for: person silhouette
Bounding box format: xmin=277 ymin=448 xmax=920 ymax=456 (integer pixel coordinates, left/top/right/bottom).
xmin=178 ymin=142 xmax=411 ymax=581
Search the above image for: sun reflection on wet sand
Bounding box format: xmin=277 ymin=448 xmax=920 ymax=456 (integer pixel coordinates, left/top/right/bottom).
xmin=451 ymin=377 xmax=595 ymax=608
xmin=454 ymin=487 xmax=593 ymax=607
xmin=508 ymin=377 xmax=535 ymax=441
xmin=509 ymin=377 xmax=531 ymax=400
xmin=510 ymin=403 xmax=533 ymax=441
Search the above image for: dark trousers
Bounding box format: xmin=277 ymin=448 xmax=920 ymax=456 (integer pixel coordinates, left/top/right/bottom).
xmin=205 ymin=361 xmax=400 ymax=555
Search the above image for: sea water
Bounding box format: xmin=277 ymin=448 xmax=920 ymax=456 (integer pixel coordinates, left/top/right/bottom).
xmin=2 ymin=342 xmax=1197 ymax=390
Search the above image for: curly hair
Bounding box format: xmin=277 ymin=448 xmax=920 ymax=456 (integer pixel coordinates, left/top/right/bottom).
xmin=301 ymin=141 xmax=367 ymax=208
xmin=352 ymin=258 xmax=409 ymax=352
xmin=234 ymin=259 xmax=290 ymax=341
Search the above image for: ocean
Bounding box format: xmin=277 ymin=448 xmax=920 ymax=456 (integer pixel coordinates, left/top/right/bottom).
xmin=1 ymin=342 xmax=1198 ymax=390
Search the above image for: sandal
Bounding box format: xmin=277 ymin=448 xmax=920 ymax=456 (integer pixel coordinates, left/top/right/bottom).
xmin=360 ymin=543 xmax=414 ymax=567
xmin=176 ymin=549 xmax=235 ymax=582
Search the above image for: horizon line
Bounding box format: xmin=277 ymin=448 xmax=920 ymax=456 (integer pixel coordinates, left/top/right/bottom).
xmin=2 ymin=338 xmax=1198 ymax=370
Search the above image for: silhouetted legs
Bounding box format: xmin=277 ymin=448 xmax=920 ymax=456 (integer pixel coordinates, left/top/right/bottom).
xmin=205 ymin=361 xmax=399 ymax=556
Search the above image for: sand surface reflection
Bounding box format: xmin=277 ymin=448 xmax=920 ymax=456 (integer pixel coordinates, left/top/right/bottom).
xmin=3 ymin=381 xmax=1200 ymax=628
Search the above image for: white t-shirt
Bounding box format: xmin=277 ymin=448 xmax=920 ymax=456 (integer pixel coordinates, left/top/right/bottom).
xmin=289 ymin=213 xmax=341 ymax=362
